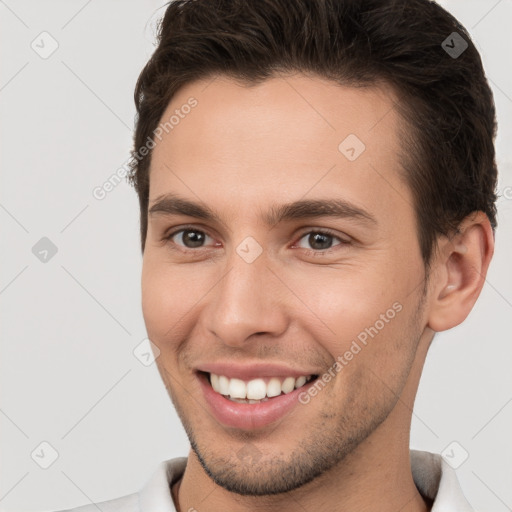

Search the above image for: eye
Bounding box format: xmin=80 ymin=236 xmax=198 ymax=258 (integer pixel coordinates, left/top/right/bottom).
xmin=166 ymin=227 xmax=216 ymax=250
xmin=162 ymin=226 xmax=351 ymax=257
xmin=294 ymin=229 xmax=350 ymax=253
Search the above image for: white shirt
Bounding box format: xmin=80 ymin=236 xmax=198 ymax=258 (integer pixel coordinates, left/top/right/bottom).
xmin=58 ymin=450 xmax=474 ymax=511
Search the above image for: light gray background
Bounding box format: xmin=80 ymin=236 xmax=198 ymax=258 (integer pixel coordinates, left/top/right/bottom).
xmin=0 ymin=1 xmax=511 ymax=510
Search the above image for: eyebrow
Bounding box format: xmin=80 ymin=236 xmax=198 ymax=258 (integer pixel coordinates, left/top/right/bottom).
xmin=148 ymin=192 xmax=377 ymax=227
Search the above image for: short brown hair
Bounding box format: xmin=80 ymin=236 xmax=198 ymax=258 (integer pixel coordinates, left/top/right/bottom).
xmin=128 ymin=0 xmax=498 ymax=268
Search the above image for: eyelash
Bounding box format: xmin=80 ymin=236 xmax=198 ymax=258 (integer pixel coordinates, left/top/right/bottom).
xmin=162 ymin=225 xmax=351 ymax=257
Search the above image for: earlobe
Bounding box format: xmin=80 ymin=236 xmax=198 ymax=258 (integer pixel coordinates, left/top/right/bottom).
xmin=427 ymin=212 xmax=494 ymax=332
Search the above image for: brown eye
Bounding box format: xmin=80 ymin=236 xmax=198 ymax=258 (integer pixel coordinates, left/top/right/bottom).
xmin=170 ymin=229 xmax=213 ymax=249
xmin=296 ymin=231 xmax=346 ymax=252
xmin=307 ymin=233 xmax=334 ymax=250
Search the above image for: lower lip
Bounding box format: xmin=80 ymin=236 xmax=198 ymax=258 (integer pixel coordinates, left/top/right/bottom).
xmin=198 ymin=373 xmax=314 ymax=430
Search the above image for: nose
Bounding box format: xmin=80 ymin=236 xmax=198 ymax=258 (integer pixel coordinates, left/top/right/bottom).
xmin=204 ymin=246 xmax=288 ymax=347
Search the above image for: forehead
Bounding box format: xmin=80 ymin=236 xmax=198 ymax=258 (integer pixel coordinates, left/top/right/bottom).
xmin=148 ymin=74 xmax=411 ymax=225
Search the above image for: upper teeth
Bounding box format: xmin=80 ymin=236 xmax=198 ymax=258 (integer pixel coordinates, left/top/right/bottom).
xmin=209 ymin=374 xmax=313 ymax=400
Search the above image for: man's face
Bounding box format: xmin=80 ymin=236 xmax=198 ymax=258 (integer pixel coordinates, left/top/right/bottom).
xmin=142 ymin=74 xmax=431 ymax=495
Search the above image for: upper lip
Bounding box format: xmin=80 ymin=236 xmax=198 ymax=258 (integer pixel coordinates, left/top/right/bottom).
xmin=196 ymin=362 xmax=318 ymax=381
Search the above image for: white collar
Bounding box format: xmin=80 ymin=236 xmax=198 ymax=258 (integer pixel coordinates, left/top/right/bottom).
xmin=134 ymin=449 xmax=474 ymax=511
xmin=410 ymin=450 xmax=474 ymax=511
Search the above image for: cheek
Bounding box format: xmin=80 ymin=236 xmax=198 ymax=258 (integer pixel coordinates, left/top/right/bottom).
xmin=141 ymin=256 xmax=179 ymax=338
xmin=287 ymin=265 xmax=393 ymax=335
xmin=141 ymin=261 xmax=192 ymax=374
xmin=141 ymin=255 xmax=213 ymax=340
xmin=286 ymin=258 xmax=420 ymax=366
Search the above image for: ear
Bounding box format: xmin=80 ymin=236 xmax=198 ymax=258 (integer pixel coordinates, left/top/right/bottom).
xmin=426 ymin=212 xmax=495 ymax=332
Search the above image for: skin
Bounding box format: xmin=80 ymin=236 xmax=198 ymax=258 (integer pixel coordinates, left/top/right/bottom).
xmin=141 ymin=74 xmax=494 ymax=512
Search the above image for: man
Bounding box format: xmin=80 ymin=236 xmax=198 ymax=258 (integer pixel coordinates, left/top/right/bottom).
xmin=62 ymin=0 xmax=497 ymax=510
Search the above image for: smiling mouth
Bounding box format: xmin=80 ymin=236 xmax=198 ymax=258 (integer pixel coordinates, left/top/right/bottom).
xmin=200 ymin=371 xmax=318 ymax=404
